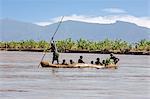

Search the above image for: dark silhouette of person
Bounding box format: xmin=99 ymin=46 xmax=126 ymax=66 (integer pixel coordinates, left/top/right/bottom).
xmin=78 ymin=56 xmax=85 ymax=63
xmin=61 ymin=59 xmax=68 ymax=65
xmin=70 ymin=59 xmax=74 ymax=64
xmin=91 ymin=61 xmax=94 ymax=64
xmin=102 ymin=60 xmax=106 ymax=65
xmin=109 ymin=53 xmax=119 ymax=64
xmin=51 ymin=40 xmax=59 ymax=64
xmin=51 ymin=41 xmax=56 ymax=52
xmin=95 ymin=58 xmax=103 ymax=65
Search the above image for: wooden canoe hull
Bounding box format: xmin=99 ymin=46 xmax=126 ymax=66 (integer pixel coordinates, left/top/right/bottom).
xmin=40 ymin=61 xmax=118 ymax=69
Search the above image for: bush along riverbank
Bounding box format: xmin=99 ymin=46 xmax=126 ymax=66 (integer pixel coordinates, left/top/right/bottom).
xmin=0 ymin=38 xmax=150 ymax=55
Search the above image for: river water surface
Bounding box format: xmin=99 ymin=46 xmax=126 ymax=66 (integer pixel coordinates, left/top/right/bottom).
xmin=0 ymin=51 xmax=150 ymax=99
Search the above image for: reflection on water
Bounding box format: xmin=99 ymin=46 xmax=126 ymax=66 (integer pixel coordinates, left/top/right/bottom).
xmin=0 ymin=51 xmax=150 ymax=99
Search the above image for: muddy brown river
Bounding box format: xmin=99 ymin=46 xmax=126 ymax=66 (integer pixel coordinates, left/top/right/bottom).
xmin=0 ymin=51 xmax=150 ymax=99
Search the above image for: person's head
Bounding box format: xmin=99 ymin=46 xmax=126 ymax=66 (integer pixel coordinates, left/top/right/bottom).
xmin=80 ymin=56 xmax=83 ymax=59
xmin=63 ymin=59 xmax=65 ymax=63
xmin=110 ymin=53 xmax=114 ymax=57
xmin=102 ymin=60 xmax=105 ymax=64
xmin=96 ymin=58 xmax=100 ymax=61
xmin=91 ymin=61 xmax=94 ymax=64
xmin=70 ymin=59 xmax=74 ymax=64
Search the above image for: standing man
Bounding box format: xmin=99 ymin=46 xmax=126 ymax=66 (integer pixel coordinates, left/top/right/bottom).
xmin=51 ymin=40 xmax=59 ymax=64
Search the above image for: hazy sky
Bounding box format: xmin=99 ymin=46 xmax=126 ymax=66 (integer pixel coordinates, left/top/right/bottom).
xmin=0 ymin=0 xmax=150 ymax=28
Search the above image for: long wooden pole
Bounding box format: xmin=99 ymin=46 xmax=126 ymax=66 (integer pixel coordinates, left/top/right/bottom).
xmin=38 ymin=16 xmax=64 ymax=68
xmin=51 ymin=16 xmax=64 ymax=41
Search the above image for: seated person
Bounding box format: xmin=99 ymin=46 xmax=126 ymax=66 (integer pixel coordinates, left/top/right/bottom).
xmin=91 ymin=61 xmax=94 ymax=64
xmin=61 ymin=59 xmax=68 ymax=65
xmin=105 ymin=58 xmax=110 ymax=65
xmin=110 ymin=53 xmax=119 ymax=64
xmin=95 ymin=58 xmax=103 ymax=65
xmin=78 ymin=56 xmax=85 ymax=63
xmin=102 ymin=60 xmax=106 ymax=65
xmin=70 ymin=59 xmax=74 ymax=64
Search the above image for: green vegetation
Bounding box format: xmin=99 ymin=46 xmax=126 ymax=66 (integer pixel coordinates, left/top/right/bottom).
xmin=0 ymin=40 xmax=50 ymax=49
xmin=0 ymin=38 xmax=150 ymax=53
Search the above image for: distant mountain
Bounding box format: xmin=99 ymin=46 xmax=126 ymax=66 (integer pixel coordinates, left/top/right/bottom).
xmin=0 ymin=19 xmax=43 ymax=41
xmin=0 ymin=19 xmax=149 ymax=42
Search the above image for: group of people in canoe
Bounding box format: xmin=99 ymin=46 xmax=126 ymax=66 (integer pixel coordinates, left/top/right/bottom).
xmin=50 ymin=40 xmax=119 ymax=66
xmin=60 ymin=54 xmax=119 ymax=66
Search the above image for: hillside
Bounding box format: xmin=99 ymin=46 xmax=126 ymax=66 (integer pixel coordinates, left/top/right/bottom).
xmin=0 ymin=19 xmax=149 ymax=42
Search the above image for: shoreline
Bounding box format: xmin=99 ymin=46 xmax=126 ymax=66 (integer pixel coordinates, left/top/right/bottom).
xmin=0 ymin=48 xmax=149 ymax=55
xmin=66 ymin=50 xmax=150 ymax=55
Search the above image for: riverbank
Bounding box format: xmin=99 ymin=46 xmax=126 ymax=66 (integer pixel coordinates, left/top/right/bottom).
xmin=0 ymin=48 xmax=44 ymax=52
xmin=0 ymin=39 xmax=150 ymax=55
xmin=0 ymin=48 xmax=149 ymax=55
xmin=66 ymin=50 xmax=150 ymax=55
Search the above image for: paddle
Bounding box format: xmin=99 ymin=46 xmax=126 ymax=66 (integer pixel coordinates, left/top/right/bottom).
xmin=38 ymin=16 xmax=64 ymax=67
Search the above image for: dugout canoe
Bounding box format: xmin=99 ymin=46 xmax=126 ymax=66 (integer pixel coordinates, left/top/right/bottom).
xmin=40 ymin=61 xmax=118 ymax=69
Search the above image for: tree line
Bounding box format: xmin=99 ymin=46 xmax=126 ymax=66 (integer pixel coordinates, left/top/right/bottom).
xmin=0 ymin=38 xmax=150 ymax=52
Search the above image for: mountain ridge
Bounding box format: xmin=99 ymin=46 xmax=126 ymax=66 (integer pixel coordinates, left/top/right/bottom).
xmin=0 ymin=18 xmax=149 ymax=42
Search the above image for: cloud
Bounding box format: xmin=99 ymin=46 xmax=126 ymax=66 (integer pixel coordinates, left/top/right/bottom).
xmin=102 ymin=8 xmax=127 ymax=13
xmin=35 ymin=14 xmax=150 ymax=28
xmin=35 ymin=21 xmax=53 ymax=26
